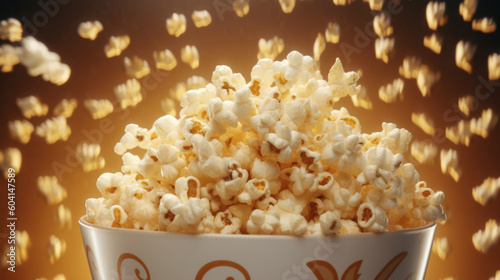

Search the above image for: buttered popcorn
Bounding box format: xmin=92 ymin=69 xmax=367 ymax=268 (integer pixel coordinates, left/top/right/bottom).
xmin=85 ymin=51 xmax=446 ymax=235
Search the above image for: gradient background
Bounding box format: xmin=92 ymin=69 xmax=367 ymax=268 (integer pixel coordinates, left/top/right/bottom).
xmin=0 ymin=0 xmax=499 ymax=279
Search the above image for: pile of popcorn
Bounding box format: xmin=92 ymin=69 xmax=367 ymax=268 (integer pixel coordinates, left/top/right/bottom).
xmin=85 ymin=51 xmax=446 ymax=235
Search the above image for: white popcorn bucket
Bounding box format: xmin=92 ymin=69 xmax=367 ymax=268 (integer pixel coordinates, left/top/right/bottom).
xmin=79 ymin=216 xmax=436 ymax=280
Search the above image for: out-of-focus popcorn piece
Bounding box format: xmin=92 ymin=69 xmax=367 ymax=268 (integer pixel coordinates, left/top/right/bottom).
xmin=76 ymin=142 xmax=105 ymax=172
xmin=37 ymin=176 xmax=67 ymax=205
xmin=373 ymin=13 xmax=393 ymax=38
xmin=84 ymin=99 xmax=114 ymax=120
xmin=0 ymin=18 xmax=22 ymax=42
xmin=411 ymin=112 xmax=435 ymax=135
xmin=473 ymin=177 xmax=500 ymax=206
xmin=473 ymin=219 xmax=500 ymax=253
xmin=440 ymin=278 xmax=457 ymax=280
xmin=375 ymin=37 xmax=394 ymax=63
xmin=17 ymin=96 xmax=49 ymax=119
xmin=37 ymin=275 xmax=67 ymax=280
xmin=333 ymin=0 xmax=355 ymax=6
xmin=192 ymin=10 xmax=212 ymax=28
xmin=440 ymin=149 xmax=461 ymax=182
xmin=426 ymin=1 xmax=447 ymax=30
xmin=489 ymin=53 xmax=500 ymax=81
xmin=104 ymin=35 xmax=130 ymax=58
xmin=187 ymin=75 xmax=208 ymax=90
xmin=364 ymin=0 xmax=385 ymax=11
xmin=8 ymin=119 xmax=34 ymax=144
xmin=161 ymin=97 xmax=177 ymax=116
xmin=423 ymin=33 xmax=443 ymax=54
xmin=166 ymin=13 xmax=186 ymax=37
xmin=154 ymin=49 xmax=177 ymax=71
xmin=17 ymin=37 xmax=71 ymax=85
xmin=0 ymin=44 xmax=19 ymax=72
xmin=490 ymin=271 xmax=500 ymax=280
xmin=2 ymin=230 xmax=30 ymax=267
xmin=459 ymin=0 xmax=477 ymax=22
xmin=325 ymin=22 xmax=340 ymax=44
xmin=455 ymin=40 xmax=476 ymax=74
xmin=399 ymin=56 xmax=421 ymax=79
xmin=114 ymin=78 xmax=142 ymax=109
xmin=54 ymin=205 xmax=72 ymax=228
xmin=472 ymin=18 xmax=497 ymax=33
xmin=458 ymin=95 xmax=475 ymax=117
xmin=233 ymin=0 xmax=250 ymax=17
xmin=432 ymin=236 xmax=451 ymax=260
xmin=47 ymin=235 xmax=66 ymax=264
xmin=258 ymin=36 xmax=285 ymax=60
xmin=378 ymin=78 xmax=404 ymax=103
xmin=35 ymin=116 xmax=71 ymax=144
xmin=0 ymin=148 xmax=21 ymax=178
xmin=279 ymin=0 xmax=296 ymax=13
xmin=124 ymin=56 xmax=150 ymax=79
xmin=445 ymin=120 xmax=472 ymax=146
xmin=77 ymin=21 xmax=103 ymax=40
xmin=181 ymin=45 xmax=199 ymax=69
xmin=411 ymin=140 xmax=438 ymax=165
xmin=417 ymin=65 xmax=440 ymax=97
xmin=470 ymin=108 xmax=498 ymax=139
xmin=313 ymin=33 xmax=326 ymax=61
xmin=53 ymin=98 xmax=77 ymax=118
xmin=350 ymin=85 xmax=372 ymax=110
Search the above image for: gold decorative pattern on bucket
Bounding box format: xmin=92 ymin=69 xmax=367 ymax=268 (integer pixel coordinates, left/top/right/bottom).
xmin=117 ymin=253 xmax=151 ymax=280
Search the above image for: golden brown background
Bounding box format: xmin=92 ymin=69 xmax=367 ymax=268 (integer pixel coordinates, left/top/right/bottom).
xmin=0 ymin=0 xmax=499 ymax=279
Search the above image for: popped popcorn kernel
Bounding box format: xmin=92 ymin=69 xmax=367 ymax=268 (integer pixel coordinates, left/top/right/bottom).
xmin=37 ymin=176 xmax=67 ymax=205
xmin=76 ymin=142 xmax=105 ymax=172
xmin=426 ymin=1 xmax=447 ymax=30
xmin=233 ymin=0 xmax=250 ymax=17
xmin=0 ymin=44 xmax=19 ymax=72
xmin=1 ymin=230 xmax=30 ymax=267
xmin=191 ymin=10 xmax=212 ymax=28
xmin=473 ymin=177 xmax=500 ymax=206
xmin=423 ymin=33 xmax=443 ymax=54
xmin=166 ymin=13 xmax=187 ymax=37
xmin=489 ymin=271 xmax=500 ymax=280
xmin=258 ymin=36 xmax=285 ymax=60
xmin=459 ymin=0 xmax=477 ymax=22
xmin=432 ymin=236 xmax=451 ymax=260
xmin=114 ymin=78 xmax=142 ymax=109
xmin=399 ymin=56 xmax=422 ymax=79
xmin=411 ymin=112 xmax=435 ymax=136
xmin=54 ymin=205 xmax=72 ymax=228
xmin=365 ymin=0 xmax=384 ymax=11
xmin=472 ymin=18 xmax=497 ymax=34
xmin=17 ymin=95 xmax=49 ymax=119
xmin=84 ymin=99 xmax=114 ymax=119
xmin=488 ymin=53 xmax=500 ymax=81
xmin=375 ymin=37 xmax=394 ymax=63
xmin=378 ymin=78 xmax=404 ymax=103
xmin=313 ymin=33 xmax=326 ymax=61
xmin=279 ymin=0 xmax=296 ymax=14
xmin=417 ymin=65 xmax=440 ymax=97
xmin=0 ymin=18 xmax=22 ymax=42
xmin=53 ymin=98 xmax=77 ymax=118
xmin=181 ymin=45 xmax=200 ymax=69
xmin=333 ymin=0 xmax=355 ymax=6
xmin=373 ymin=13 xmax=393 ymax=38
xmin=0 ymin=148 xmax=22 ymax=178
xmin=8 ymin=119 xmax=34 ymax=144
xmin=440 ymin=149 xmax=461 ymax=182
xmin=35 ymin=116 xmax=71 ymax=144
xmin=47 ymin=235 xmax=66 ymax=264
xmin=77 ymin=21 xmax=103 ymax=40
xmin=350 ymin=86 xmax=372 ymax=110
xmin=124 ymin=56 xmax=150 ymax=79
xmin=154 ymin=49 xmax=177 ymax=71
xmin=458 ymin=95 xmax=475 ymax=117
xmin=411 ymin=140 xmax=438 ymax=165
xmin=470 ymin=108 xmax=498 ymax=139
xmin=104 ymin=35 xmax=130 ymax=58
xmin=325 ymin=22 xmax=340 ymax=44
xmin=455 ymin=40 xmax=476 ymax=74
xmin=473 ymin=219 xmax=500 ymax=253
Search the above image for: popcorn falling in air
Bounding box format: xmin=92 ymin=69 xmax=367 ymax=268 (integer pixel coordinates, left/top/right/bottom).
xmin=279 ymin=0 xmax=296 ymax=14
xmin=161 ymin=97 xmax=177 ymax=117
xmin=325 ymin=22 xmax=340 ymax=44
xmin=37 ymin=275 xmax=67 ymax=280
xmin=35 ymin=116 xmax=71 ymax=144
xmin=399 ymin=56 xmax=421 ymax=79
xmin=17 ymin=96 xmax=49 ymax=119
xmin=350 ymin=85 xmax=373 ymax=110
xmin=166 ymin=13 xmax=187 ymax=37
xmin=455 ymin=40 xmax=476 ymax=74
xmin=154 ymin=49 xmax=177 ymax=71
xmin=332 ymin=0 xmax=355 ymax=6
xmin=440 ymin=278 xmax=457 ymax=280
xmin=191 ymin=10 xmax=212 ymax=28
xmin=76 ymin=142 xmax=106 ymax=172
xmin=459 ymin=0 xmax=477 ymax=22
xmin=187 ymin=75 xmax=208 ymax=90
xmin=0 ymin=18 xmax=22 ymax=42
xmin=473 ymin=219 xmax=500 ymax=253
xmin=488 ymin=53 xmax=500 ymax=81
xmin=124 ymin=56 xmax=150 ymax=79
xmin=366 ymin=0 xmax=384 ymax=11
xmin=472 ymin=18 xmax=497 ymax=33
xmin=8 ymin=119 xmax=34 ymax=144
xmin=423 ymin=33 xmax=443 ymax=54
xmin=37 ymin=176 xmax=67 ymax=205
xmin=1 ymin=230 xmax=30 ymax=267
xmin=373 ymin=13 xmax=393 ymax=38
xmin=313 ymin=33 xmax=326 ymax=61
xmin=473 ymin=177 xmax=500 ymax=206
xmin=233 ymin=0 xmax=250 ymax=17
xmin=411 ymin=112 xmax=435 ymax=136
xmin=114 ymin=78 xmax=142 ymax=109
xmin=0 ymin=44 xmax=19 ymax=72
xmin=432 ymin=236 xmax=451 ymax=260
xmin=417 ymin=65 xmax=440 ymax=97
xmin=77 ymin=21 xmax=103 ymax=40
xmin=17 ymin=37 xmax=71 ymax=85
xmin=426 ymin=1 xmax=447 ymax=30
xmin=440 ymin=149 xmax=461 ymax=182
xmin=47 ymin=235 xmax=66 ymax=264
xmin=53 ymin=98 xmax=77 ymax=118
xmin=470 ymin=108 xmax=498 ymax=139
xmin=490 ymin=271 xmax=500 ymax=280
xmin=411 ymin=140 xmax=438 ymax=165
xmin=0 ymin=148 xmax=21 ymax=179
xmin=378 ymin=78 xmax=404 ymax=103
xmin=458 ymin=95 xmax=475 ymax=117
xmin=258 ymin=36 xmax=285 ymax=60
xmin=54 ymin=204 xmax=72 ymax=228
xmin=445 ymin=120 xmax=472 ymax=146
xmin=104 ymin=35 xmax=130 ymax=58
xmin=180 ymin=45 xmax=200 ymax=69
xmin=84 ymin=99 xmax=114 ymax=119
xmin=375 ymin=37 xmax=394 ymax=63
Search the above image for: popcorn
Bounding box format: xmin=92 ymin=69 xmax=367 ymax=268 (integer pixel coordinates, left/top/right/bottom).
xmin=373 ymin=13 xmax=393 ymax=38
xmin=411 ymin=140 xmax=438 ymax=165
xmin=440 ymin=149 xmax=461 ymax=182
xmin=1 ymin=230 xmax=30 ymax=267
xmin=233 ymin=0 xmax=250 ymax=17
xmin=76 ymin=142 xmax=105 ymax=172
xmin=37 ymin=176 xmax=67 ymax=205
xmin=399 ymin=56 xmax=421 ymax=79
xmin=470 ymin=108 xmax=498 ymax=139
xmin=472 ymin=18 xmax=497 ymax=33
xmin=161 ymin=97 xmax=177 ymax=116
xmin=489 ymin=53 xmax=500 ymax=81
xmin=366 ymin=0 xmax=384 ymax=11
xmin=459 ymin=0 xmax=477 ymax=21
xmin=490 ymin=271 xmax=500 ymax=280
xmin=77 ymin=21 xmax=103 ymax=40
xmin=8 ymin=119 xmax=34 ymax=144
xmin=473 ymin=219 xmax=500 ymax=253
xmin=379 ymin=78 xmax=404 ymax=103
xmin=35 ymin=116 xmax=71 ymax=144
xmin=357 ymin=202 xmax=388 ymax=232
xmin=154 ymin=49 xmax=177 ymax=71
xmin=411 ymin=185 xmax=446 ymax=222
xmin=258 ymin=36 xmax=285 ymax=60
xmin=0 ymin=18 xmax=22 ymax=42
xmin=279 ymin=0 xmax=296 ymax=14
xmin=423 ymin=33 xmax=443 ymax=54
xmin=36 ymin=275 xmax=66 ymax=280
xmin=53 ymin=98 xmax=77 ymax=118
xmin=104 ymin=35 xmax=130 ymax=58
xmin=247 ymin=209 xmax=280 ymax=234
xmin=472 ymin=177 xmax=500 ymax=206
xmin=0 ymin=44 xmax=19 ymax=72
xmin=313 ymin=33 xmax=326 ymax=61
xmin=432 ymin=237 xmax=451 ymax=260
xmin=455 ymin=40 xmax=476 ymax=74
xmin=445 ymin=120 xmax=472 ymax=146
xmin=192 ymin=10 xmax=212 ymax=28
xmin=458 ymin=95 xmax=474 ymax=117
xmin=166 ymin=13 xmax=186 ymax=37
xmin=84 ymin=99 xmax=114 ymax=119
xmin=17 ymin=95 xmax=49 ymax=119
xmin=333 ymin=0 xmax=355 ymax=6
xmin=325 ymin=172 xmax=362 ymax=219
xmin=114 ymin=78 xmax=142 ymax=109
xmin=374 ymin=37 xmax=394 ymax=63
xmin=325 ymin=22 xmax=340 ymax=44
xmin=426 ymin=1 xmax=447 ymax=30
xmin=54 ymin=205 xmax=72 ymax=228
xmin=356 ymin=147 xmax=403 ymax=190
xmin=411 ymin=112 xmax=435 ymax=135
xmin=124 ymin=56 xmax=150 ymax=79
xmin=48 ymin=235 xmax=66 ymax=264
xmin=417 ymin=65 xmax=440 ymax=97
xmin=181 ymin=45 xmax=199 ymax=69
xmin=0 ymin=148 xmax=21 ymax=178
